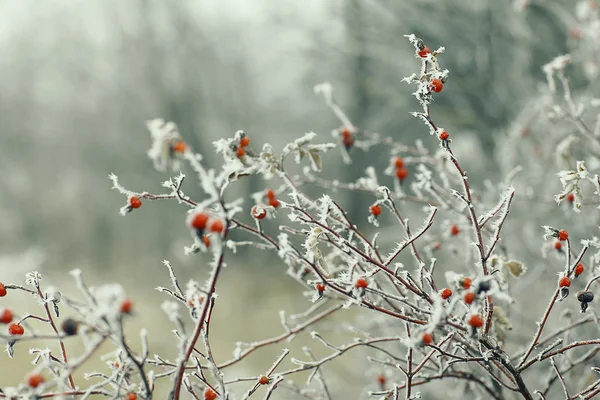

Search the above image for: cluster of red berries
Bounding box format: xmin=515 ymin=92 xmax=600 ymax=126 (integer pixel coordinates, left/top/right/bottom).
xmin=392 ymin=157 xmax=408 ymax=181
xmin=341 ymin=128 xmax=354 ymax=150
xmin=264 ymin=188 xmax=280 ymax=208
xmin=234 ymin=133 xmax=251 ymax=158
xmin=190 ymin=212 xmax=225 ymax=243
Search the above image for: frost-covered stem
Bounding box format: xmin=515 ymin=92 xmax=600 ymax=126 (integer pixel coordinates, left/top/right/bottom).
xmin=215 ymin=305 xmax=342 ymax=369
xmin=404 ymin=323 xmax=413 ymax=400
xmin=550 ymin=358 xmax=569 ymax=399
xmin=485 ymin=188 xmax=515 ymax=260
xmin=232 ymin=218 xmax=280 ymax=250
xmin=35 ymin=285 xmax=76 ymax=390
xmin=171 ymin=221 xmax=230 ymax=400
xmin=118 ymin=317 xmax=152 ymax=398
xmin=517 ymin=288 xmax=560 ymax=370
xmin=520 ymin=339 xmax=600 ymax=370
xmin=263 ymin=376 xmax=284 ymax=400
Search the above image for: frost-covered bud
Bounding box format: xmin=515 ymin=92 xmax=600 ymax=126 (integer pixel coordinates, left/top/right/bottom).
xmin=577 ymin=291 xmax=594 ymax=313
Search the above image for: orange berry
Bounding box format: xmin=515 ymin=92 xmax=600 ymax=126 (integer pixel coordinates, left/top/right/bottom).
xmin=422 ymin=332 xmax=433 ymax=345
xmin=201 ymin=235 xmax=211 ymax=247
xmin=236 ymin=147 xmax=245 ymax=158
xmin=394 ymin=157 xmax=404 ymax=168
xmin=120 ymin=298 xmax=133 ymax=314
xmin=209 ymin=219 xmax=225 ymax=233
xmin=172 ymin=140 xmax=187 ymax=154
xmin=439 ymin=130 xmax=449 ymax=141
xmin=126 ymin=393 xmax=138 ymax=400
xmin=0 ymin=282 xmax=6 ymax=297
xmin=316 ymin=283 xmax=326 ymax=292
xmin=26 ymin=373 xmax=44 ymax=388
xmin=355 ymin=277 xmax=368 ymax=289
xmin=430 ymin=78 xmax=443 ymax=93
xmin=396 ymin=167 xmax=408 ymax=181
xmin=369 ymin=204 xmax=382 ymax=216
xmin=204 ymin=388 xmax=218 ymax=400
xmin=9 ymin=323 xmax=24 ymax=336
xmin=341 ymin=129 xmax=352 ymax=139
xmin=575 ymin=263 xmax=584 ymax=277
xmin=464 ymin=291 xmax=476 ymax=305
xmin=342 ymin=135 xmax=354 ymax=149
xmin=258 ymin=376 xmax=269 ymax=385
xmin=554 ymin=241 xmax=562 ymax=250
xmin=240 ymin=136 xmax=250 ymax=147
xmin=191 ymin=212 xmax=210 ymax=230
xmin=0 ymin=309 xmax=13 ymax=324
xmin=450 ymin=224 xmax=460 ymax=236
xmin=251 ymin=205 xmax=267 ymax=220
xmin=461 ymin=277 xmax=472 ymax=290
xmin=558 ymin=229 xmax=568 ymax=241
xmin=129 ymin=196 xmax=142 ymax=209
xmin=439 ymin=288 xmax=452 ymax=300
xmin=268 ymin=198 xmax=281 ymax=208
xmin=417 ymin=46 xmax=431 ymax=58
xmin=432 ymin=242 xmax=441 ymax=251
xmin=265 ymin=189 xmax=276 ymax=200
xmin=558 ymin=276 xmax=571 ymax=288
xmin=468 ymin=314 xmax=484 ymax=328
xmin=566 ymin=193 xmax=575 ymax=203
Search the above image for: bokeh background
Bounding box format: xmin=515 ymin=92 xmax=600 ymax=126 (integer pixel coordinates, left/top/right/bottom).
xmin=0 ymin=0 xmax=597 ymax=398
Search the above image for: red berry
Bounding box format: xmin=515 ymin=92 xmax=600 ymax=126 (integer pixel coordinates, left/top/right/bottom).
xmin=567 ymin=193 xmax=575 ymax=203
xmin=439 ymin=288 xmax=453 ymax=300
xmin=558 ymin=276 xmax=571 ymax=288
xmin=355 ymin=277 xmax=368 ymax=289
xmin=558 ymin=229 xmax=568 ymax=241
xmin=342 ymin=135 xmax=354 ymax=149
xmin=316 ymin=283 xmax=326 ymax=292
xmin=430 ymin=78 xmax=443 ymax=93
xmin=394 ymin=157 xmax=404 ymax=168
xmin=126 ymin=393 xmax=138 ymax=400
xmin=26 ymin=373 xmax=44 ymax=388
xmin=396 ymin=168 xmax=408 ymax=181
xmin=204 ymin=388 xmax=218 ymax=400
xmin=554 ymin=241 xmax=563 ymax=250
xmin=120 ymin=298 xmax=133 ymax=314
xmin=0 ymin=309 xmax=13 ymax=324
xmin=432 ymin=242 xmax=441 ymax=251
xmin=342 ymin=129 xmax=352 ymax=139
xmin=439 ymin=130 xmax=449 ymax=141
xmin=0 ymin=283 xmax=6 ymax=297
xmin=129 ymin=196 xmax=142 ymax=209
xmin=209 ymin=219 xmax=225 ymax=233
xmin=251 ymin=205 xmax=267 ymax=220
xmin=258 ymin=376 xmax=269 ymax=385
xmin=461 ymin=277 xmax=472 ymax=290
xmin=191 ymin=213 xmax=210 ymax=230
xmin=236 ymin=147 xmax=245 ymax=158
xmin=240 ymin=136 xmax=250 ymax=147
xmin=172 ymin=140 xmax=187 ymax=154
xmin=422 ymin=332 xmax=433 ymax=345
xmin=450 ymin=224 xmax=460 ymax=236
xmin=464 ymin=291 xmax=476 ymax=305
xmin=265 ymin=189 xmax=276 ymax=200
xmin=369 ymin=204 xmax=382 ymax=216
xmin=468 ymin=314 xmax=484 ymax=328
xmin=377 ymin=375 xmax=386 ymax=385
xmin=268 ymin=198 xmax=281 ymax=208
xmin=417 ymin=46 xmax=431 ymax=58
xmin=575 ymin=263 xmax=584 ymax=277
xmin=9 ymin=323 xmax=24 ymax=336
xmin=201 ymin=235 xmax=211 ymax=247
